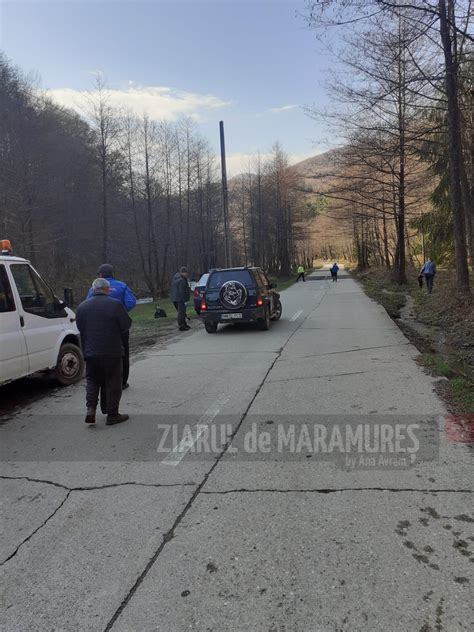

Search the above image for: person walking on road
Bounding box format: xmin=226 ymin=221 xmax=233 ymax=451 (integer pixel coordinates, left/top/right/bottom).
xmin=77 ymin=278 xmax=132 ymax=426
xmin=170 ymin=267 xmax=191 ymax=331
xmin=420 ymin=258 xmax=436 ymax=294
xmin=87 ymin=264 xmax=136 ymax=390
xmin=296 ymin=265 xmax=306 ymax=282
xmin=330 ymin=262 xmax=339 ymax=282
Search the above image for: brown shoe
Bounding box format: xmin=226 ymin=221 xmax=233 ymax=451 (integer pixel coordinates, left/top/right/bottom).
xmin=106 ymin=413 xmax=129 ymax=426
xmin=85 ymin=408 xmax=96 ymax=424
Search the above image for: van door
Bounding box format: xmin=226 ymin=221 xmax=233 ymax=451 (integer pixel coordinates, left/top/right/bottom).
xmin=0 ymin=264 xmax=28 ymax=382
xmin=9 ymin=263 xmax=66 ymax=373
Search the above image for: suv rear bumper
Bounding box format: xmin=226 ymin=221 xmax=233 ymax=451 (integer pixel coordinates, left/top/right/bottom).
xmin=200 ymin=306 xmax=265 ymax=323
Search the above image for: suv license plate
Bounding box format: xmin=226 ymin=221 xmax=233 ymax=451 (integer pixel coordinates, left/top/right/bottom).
xmin=221 ymin=313 xmax=243 ymax=320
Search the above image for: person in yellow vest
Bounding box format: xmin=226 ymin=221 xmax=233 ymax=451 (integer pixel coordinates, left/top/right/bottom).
xmin=296 ymin=265 xmax=305 ymax=282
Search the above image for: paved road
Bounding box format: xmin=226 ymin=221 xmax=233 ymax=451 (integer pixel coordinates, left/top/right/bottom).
xmin=1 ymin=270 xmax=472 ymax=631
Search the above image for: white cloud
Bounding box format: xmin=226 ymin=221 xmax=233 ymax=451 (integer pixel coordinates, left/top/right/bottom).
xmin=226 ymin=153 xmax=273 ymax=177
xmin=45 ymin=84 xmax=231 ymax=122
xmin=226 ymin=151 xmax=315 ymax=177
xmin=268 ymin=104 xmax=298 ymax=114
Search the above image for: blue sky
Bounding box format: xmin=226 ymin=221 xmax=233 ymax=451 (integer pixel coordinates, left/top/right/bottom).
xmin=1 ymin=0 xmax=334 ymax=173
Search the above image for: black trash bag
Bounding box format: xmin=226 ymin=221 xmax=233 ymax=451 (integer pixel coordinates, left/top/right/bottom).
xmin=154 ymin=305 xmax=167 ymax=319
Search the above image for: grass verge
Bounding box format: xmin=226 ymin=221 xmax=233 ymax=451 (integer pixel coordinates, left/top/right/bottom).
xmin=353 ymin=267 xmax=474 ymax=415
xmin=132 ymin=297 xmax=198 ymax=325
xmin=418 ymin=352 xmax=474 ymax=414
xmin=353 ymin=268 xmax=407 ymax=318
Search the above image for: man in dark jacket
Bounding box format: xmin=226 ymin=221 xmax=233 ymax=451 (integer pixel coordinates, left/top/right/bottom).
xmin=77 ymin=278 xmax=131 ymax=425
xmin=170 ymin=267 xmax=191 ymax=331
xmin=87 ymin=263 xmax=136 ymax=389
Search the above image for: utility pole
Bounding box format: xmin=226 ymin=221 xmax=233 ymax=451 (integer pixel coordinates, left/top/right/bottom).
xmin=219 ymin=120 xmax=231 ymax=267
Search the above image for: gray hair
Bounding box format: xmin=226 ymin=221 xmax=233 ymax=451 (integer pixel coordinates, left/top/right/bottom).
xmin=92 ymin=278 xmax=110 ymax=293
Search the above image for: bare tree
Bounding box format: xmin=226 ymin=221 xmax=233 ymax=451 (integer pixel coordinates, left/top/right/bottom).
xmin=85 ymin=74 xmax=122 ymax=261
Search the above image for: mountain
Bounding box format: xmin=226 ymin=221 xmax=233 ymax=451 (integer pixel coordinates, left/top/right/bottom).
xmin=228 ymin=148 xmax=353 ymax=259
xmin=291 ymin=149 xmax=353 ymax=258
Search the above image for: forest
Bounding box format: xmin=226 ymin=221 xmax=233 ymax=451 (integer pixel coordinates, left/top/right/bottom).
xmin=1 ymin=0 xmax=473 ymax=299
xmin=303 ymin=0 xmax=473 ymax=295
xmin=0 ymin=53 xmax=312 ymax=299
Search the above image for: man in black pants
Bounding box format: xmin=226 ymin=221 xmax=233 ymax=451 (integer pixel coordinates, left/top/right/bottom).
xmin=170 ymin=267 xmax=191 ymax=331
xmin=76 ymin=278 xmax=131 ymax=425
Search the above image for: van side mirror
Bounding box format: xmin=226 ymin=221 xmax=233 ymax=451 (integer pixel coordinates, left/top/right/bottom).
xmin=54 ymin=297 xmax=67 ymax=311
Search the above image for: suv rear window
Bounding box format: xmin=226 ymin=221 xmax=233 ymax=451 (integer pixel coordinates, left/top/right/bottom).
xmin=207 ymin=270 xmax=254 ymax=289
xmin=197 ymin=273 xmax=209 ymax=286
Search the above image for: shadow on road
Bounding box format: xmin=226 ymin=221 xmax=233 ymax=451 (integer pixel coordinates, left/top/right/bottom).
xmin=0 ymin=375 xmax=63 ymax=421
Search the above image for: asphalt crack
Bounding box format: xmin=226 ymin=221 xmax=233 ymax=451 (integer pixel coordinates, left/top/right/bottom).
xmin=201 ymin=487 xmax=474 ymax=495
xmin=0 ymin=477 xmax=198 ymax=567
xmin=1 ymin=490 xmax=71 ymax=567
xmin=278 ymin=342 xmax=412 ymax=361
xmin=150 ymin=350 xmax=278 ymax=357
xmin=0 ymin=475 xmax=197 ymax=492
xmin=267 ymin=370 xmax=371 ymax=384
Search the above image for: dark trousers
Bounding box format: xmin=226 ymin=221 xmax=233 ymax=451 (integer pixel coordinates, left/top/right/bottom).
xmin=122 ymin=331 xmax=130 ymax=386
xmin=425 ymin=274 xmax=434 ymax=294
xmin=86 ymin=357 xmax=123 ymax=415
xmin=173 ymin=301 xmax=187 ymax=328
xmin=296 ymin=272 xmax=305 ymax=282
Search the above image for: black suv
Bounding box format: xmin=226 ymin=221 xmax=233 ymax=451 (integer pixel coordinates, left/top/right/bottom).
xmin=199 ymin=267 xmax=282 ymax=333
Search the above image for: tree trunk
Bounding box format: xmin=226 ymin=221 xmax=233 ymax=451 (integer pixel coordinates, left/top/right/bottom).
xmin=101 ymin=148 xmax=108 ymax=261
xmin=439 ymin=0 xmax=470 ymax=293
xmin=395 ymin=17 xmax=407 ymax=285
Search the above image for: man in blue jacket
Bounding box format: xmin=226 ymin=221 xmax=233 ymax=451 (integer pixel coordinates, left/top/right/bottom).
xmin=420 ymin=258 xmax=436 ymax=294
xmin=87 ymin=264 xmax=136 ymax=388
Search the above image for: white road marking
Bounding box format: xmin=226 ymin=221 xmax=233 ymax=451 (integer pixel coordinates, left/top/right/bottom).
xmin=290 ymin=309 xmax=303 ymax=322
xmin=161 ymin=395 xmax=229 ymax=466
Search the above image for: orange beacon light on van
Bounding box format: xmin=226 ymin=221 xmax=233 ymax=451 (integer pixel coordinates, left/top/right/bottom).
xmin=1 ymin=239 xmax=13 ymax=254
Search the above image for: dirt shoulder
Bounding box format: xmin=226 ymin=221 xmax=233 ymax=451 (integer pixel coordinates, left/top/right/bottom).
xmin=353 ymin=267 xmax=474 ymax=415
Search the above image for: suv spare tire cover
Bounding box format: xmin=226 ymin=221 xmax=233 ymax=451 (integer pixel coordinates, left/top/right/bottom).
xmin=219 ymin=280 xmax=248 ymax=310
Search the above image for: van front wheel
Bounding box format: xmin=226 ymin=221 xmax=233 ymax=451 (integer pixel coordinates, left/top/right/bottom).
xmin=54 ymin=343 xmax=84 ymax=385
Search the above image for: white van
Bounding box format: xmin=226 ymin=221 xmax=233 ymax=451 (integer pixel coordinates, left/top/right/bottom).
xmin=0 ymin=244 xmax=84 ymax=386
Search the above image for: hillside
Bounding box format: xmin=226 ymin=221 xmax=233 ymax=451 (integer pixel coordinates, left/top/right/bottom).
xmin=228 ymin=149 xmax=353 ymax=260
xmin=290 ymin=149 xmax=353 ymax=259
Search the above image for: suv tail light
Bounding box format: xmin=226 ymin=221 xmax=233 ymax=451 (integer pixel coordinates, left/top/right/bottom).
xmin=256 ymin=295 xmax=264 ymax=307
xmin=201 ymin=301 xmax=207 ymax=311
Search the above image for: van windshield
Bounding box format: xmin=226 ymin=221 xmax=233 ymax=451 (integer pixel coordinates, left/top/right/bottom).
xmin=0 ymin=265 xmax=15 ymax=312
xmin=10 ymin=264 xmax=57 ymax=317
xmin=207 ymin=270 xmax=253 ymax=289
